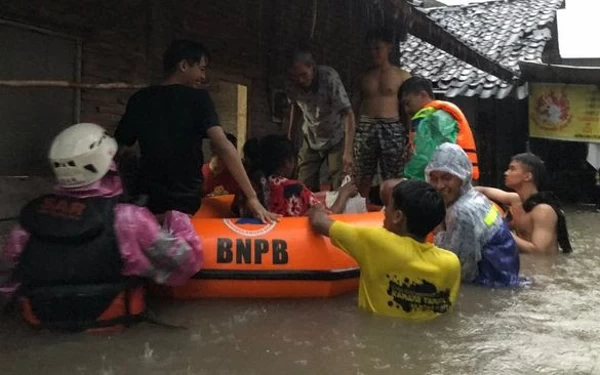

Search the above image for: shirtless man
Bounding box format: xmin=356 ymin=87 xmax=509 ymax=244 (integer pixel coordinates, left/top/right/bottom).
xmin=353 ymin=28 xmax=411 ymax=198
xmin=475 ymin=153 xmax=572 ymax=254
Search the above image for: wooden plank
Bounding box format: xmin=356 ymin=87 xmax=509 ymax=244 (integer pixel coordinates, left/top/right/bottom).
xmin=0 ymin=80 xmax=147 ymax=89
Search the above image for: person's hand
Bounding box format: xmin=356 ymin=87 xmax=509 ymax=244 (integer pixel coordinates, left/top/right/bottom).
xmin=432 ymin=221 xmax=445 ymax=235
xmin=247 ymin=197 xmax=281 ymax=223
xmin=342 ymin=151 xmax=354 ymax=175
xmin=339 ymin=178 xmax=358 ymax=199
xmin=307 ymin=204 xmax=330 ymax=230
xmin=307 ymin=203 xmax=327 ymax=218
xmin=307 ymin=204 xmax=334 ymax=235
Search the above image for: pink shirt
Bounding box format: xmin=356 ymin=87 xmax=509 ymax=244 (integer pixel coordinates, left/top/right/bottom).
xmin=0 ymin=172 xmax=203 ymax=302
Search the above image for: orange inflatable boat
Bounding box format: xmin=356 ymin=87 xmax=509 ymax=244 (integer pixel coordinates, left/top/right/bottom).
xmin=150 ymin=195 xmax=385 ymax=299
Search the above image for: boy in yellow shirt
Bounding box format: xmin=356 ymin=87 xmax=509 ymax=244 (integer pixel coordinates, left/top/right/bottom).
xmin=308 ymin=180 xmax=461 ymax=321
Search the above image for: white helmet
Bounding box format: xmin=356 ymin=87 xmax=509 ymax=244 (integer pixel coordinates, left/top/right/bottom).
xmin=49 ymin=123 xmax=118 ymax=188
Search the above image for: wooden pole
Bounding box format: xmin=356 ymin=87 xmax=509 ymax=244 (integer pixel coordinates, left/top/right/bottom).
xmin=310 ymin=0 xmax=318 ymax=39
xmin=0 ymin=80 xmax=148 ymax=89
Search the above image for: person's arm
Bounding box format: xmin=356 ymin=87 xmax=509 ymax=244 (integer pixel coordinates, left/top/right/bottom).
xmin=308 ymin=205 xmax=368 ymax=264
xmin=285 ymin=82 xmax=297 ymax=141
xmin=397 ymin=69 xmax=413 ymax=132
xmin=287 ymin=104 xmax=296 ymax=140
xmin=114 ymin=95 xmax=139 ymax=148
xmin=342 ymin=108 xmax=356 ymax=174
xmin=0 ymin=225 xmax=31 ymax=309
xmin=513 ymin=205 xmax=558 ymax=254
xmin=194 ymin=90 xmax=279 ymax=223
xmin=404 ymin=111 xmax=458 ymax=180
xmin=329 ymin=70 xmax=355 ymax=174
xmin=207 ymin=127 xmax=280 ymax=223
xmin=308 ymin=205 xmax=335 ymax=236
xmin=350 ymin=75 xmax=363 ymax=169
xmin=435 ymin=210 xmax=481 ymax=282
xmin=474 ymin=186 xmax=520 ymax=206
xmin=233 ymin=171 xmax=266 ymax=218
xmin=113 ymin=97 xmax=141 ymax=165
xmin=327 ymin=180 xmax=358 ymax=214
xmin=351 ymin=75 xmax=363 ymax=123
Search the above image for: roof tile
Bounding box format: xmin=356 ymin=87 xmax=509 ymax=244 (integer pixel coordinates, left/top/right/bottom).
xmin=401 ymin=0 xmax=564 ymax=98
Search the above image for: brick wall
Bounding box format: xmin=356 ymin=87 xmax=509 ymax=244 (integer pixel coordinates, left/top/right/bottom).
xmin=0 ymin=0 xmax=375 ymax=221
xmin=0 ymin=0 xmax=372 ymax=139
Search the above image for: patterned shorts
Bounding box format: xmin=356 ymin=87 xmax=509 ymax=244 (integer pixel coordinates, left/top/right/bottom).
xmin=354 ymin=116 xmax=409 ymax=181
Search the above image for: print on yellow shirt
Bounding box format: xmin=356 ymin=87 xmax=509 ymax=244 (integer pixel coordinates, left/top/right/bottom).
xmin=329 ymin=221 xmax=461 ymax=321
xmin=385 ymin=275 xmax=452 ymax=314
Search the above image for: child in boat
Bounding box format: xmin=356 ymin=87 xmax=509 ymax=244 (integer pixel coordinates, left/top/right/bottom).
xmin=234 ymin=135 xmax=358 ymax=217
xmin=241 ymin=137 xmax=260 ymax=172
xmin=308 ymin=179 xmax=461 ymax=321
xmin=0 ymin=123 xmax=203 ymax=331
xmin=425 ymin=143 xmax=520 ymax=287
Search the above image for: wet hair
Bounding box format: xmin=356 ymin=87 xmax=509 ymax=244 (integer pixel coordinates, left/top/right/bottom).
xmin=392 ymin=180 xmax=446 ymax=238
xmin=243 ymin=137 xmax=260 ymax=168
xmin=398 ymin=76 xmax=434 ymax=99
xmin=365 ymin=27 xmax=394 ymax=44
xmin=287 ymin=41 xmax=316 ymax=67
xmin=257 ymin=134 xmax=296 ymax=177
xmin=163 ymin=39 xmax=210 ymax=75
xmin=511 ymin=153 xmax=549 ymax=190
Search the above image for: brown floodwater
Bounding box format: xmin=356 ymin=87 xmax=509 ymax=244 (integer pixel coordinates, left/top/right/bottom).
xmin=1 ymin=209 xmax=599 ymax=375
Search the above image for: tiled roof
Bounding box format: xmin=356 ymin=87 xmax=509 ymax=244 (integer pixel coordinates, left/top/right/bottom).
xmin=400 ymin=0 xmax=564 ymax=99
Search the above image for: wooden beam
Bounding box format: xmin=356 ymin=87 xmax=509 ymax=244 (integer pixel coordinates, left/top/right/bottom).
xmin=520 ymin=61 xmax=600 ymax=84
xmin=0 ymin=80 xmax=214 ymax=90
xmin=0 ymin=80 xmax=147 ymax=89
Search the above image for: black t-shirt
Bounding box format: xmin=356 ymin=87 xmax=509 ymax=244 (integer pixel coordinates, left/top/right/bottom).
xmin=115 ymin=84 xmax=219 ymax=214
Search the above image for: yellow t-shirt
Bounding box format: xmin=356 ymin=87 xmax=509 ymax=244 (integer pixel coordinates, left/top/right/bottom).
xmin=330 ymin=221 xmax=461 ymax=321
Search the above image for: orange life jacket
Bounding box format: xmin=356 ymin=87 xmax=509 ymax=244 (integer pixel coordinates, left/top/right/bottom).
xmin=427 ymin=100 xmax=480 ymax=181
xmin=19 ymin=281 xmax=146 ymax=333
xmin=16 ymin=195 xmax=147 ymax=332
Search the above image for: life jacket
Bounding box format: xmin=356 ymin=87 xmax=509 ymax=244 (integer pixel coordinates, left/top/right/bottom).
xmin=411 ymin=100 xmax=480 ymax=181
xmin=16 ymin=194 xmax=146 ymax=332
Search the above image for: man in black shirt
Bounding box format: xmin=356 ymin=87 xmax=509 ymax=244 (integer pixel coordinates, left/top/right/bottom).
xmin=116 ymin=40 xmax=278 ymax=222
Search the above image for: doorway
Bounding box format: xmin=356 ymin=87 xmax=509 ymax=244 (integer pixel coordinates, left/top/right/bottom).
xmin=204 ymin=80 xmax=248 ymax=163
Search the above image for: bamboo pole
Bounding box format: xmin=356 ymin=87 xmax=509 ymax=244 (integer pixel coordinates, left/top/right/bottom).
xmin=0 ymin=80 xmax=148 ymax=89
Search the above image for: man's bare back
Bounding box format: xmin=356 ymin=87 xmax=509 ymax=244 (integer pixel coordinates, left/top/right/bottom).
xmin=358 ymin=66 xmax=410 ymax=118
xmin=512 ymin=201 xmax=559 ymax=252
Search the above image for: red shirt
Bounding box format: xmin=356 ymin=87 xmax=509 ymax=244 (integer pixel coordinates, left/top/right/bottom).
xmin=202 ymin=163 xmax=239 ymax=196
xmin=266 ymin=176 xmax=324 ymax=217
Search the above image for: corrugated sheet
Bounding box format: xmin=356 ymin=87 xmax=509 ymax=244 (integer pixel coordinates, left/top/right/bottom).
xmin=400 ymin=0 xmax=564 ymax=99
